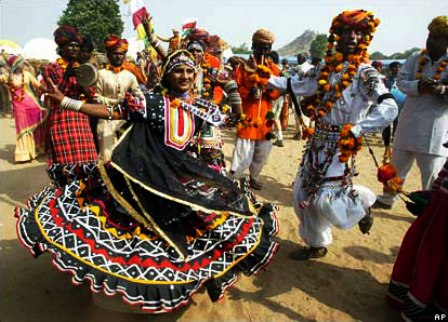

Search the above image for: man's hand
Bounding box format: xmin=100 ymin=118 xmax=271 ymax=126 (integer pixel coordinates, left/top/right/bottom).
xmin=418 ymin=78 xmax=438 ymax=94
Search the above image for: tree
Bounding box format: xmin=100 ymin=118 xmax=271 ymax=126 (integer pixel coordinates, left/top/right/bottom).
xmin=370 ymin=51 xmax=387 ymax=60
xmin=309 ymin=33 xmax=328 ymax=60
xmin=231 ymin=43 xmax=251 ymax=55
xmin=58 ymin=0 xmax=124 ymax=52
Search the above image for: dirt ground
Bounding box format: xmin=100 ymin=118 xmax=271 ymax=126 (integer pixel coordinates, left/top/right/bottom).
xmin=0 ymin=115 xmax=422 ymax=322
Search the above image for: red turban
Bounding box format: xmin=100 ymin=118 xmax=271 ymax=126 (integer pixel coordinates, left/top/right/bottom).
xmin=332 ymin=10 xmax=379 ymax=32
xmin=104 ymin=35 xmax=129 ymax=52
xmin=54 ymin=25 xmax=82 ymax=47
xmin=188 ymin=28 xmax=210 ymax=42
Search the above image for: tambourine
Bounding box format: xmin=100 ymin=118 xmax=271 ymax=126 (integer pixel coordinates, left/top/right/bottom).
xmin=75 ymin=63 xmax=98 ymax=87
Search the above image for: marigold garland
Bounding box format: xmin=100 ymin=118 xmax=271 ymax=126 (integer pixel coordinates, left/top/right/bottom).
xmin=416 ymin=49 xmax=448 ymax=81
xmin=248 ymin=64 xmax=272 ymax=87
xmin=304 ymin=11 xmax=380 ymax=121
xmin=300 ymin=11 xmax=380 ymax=163
xmin=337 ymin=124 xmax=363 ymax=163
xmin=56 ymin=58 xmax=80 ymax=71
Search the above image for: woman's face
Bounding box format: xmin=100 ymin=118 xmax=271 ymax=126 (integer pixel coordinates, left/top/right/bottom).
xmin=166 ymin=64 xmax=195 ymax=93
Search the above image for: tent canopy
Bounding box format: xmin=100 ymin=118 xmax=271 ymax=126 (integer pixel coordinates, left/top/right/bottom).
xmin=0 ymin=39 xmax=23 ymax=55
xmin=23 ymin=38 xmax=57 ymax=61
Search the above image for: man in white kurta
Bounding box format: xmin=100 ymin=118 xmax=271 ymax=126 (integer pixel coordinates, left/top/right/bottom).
xmin=291 ymin=53 xmax=314 ymax=140
xmin=268 ymin=10 xmax=398 ymax=260
xmin=94 ymin=35 xmax=143 ymax=161
xmin=375 ymin=16 xmax=448 ymax=208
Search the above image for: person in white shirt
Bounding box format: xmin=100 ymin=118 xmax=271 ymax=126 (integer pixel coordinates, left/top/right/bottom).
xmin=291 ymin=53 xmax=314 ymax=140
xmin=94 ymin=35 xmax=144 ymax=161
xmin=268 ymin=9 xmax=398 ymax=259
xmin=374 ymin=16 xmax=448 ymax=209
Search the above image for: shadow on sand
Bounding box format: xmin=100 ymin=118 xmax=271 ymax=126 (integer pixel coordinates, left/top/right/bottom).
xmin=229 ymin=237 xmax=400 ymax=322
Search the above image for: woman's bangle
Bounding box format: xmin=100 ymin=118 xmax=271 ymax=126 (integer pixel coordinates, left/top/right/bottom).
xmin=440 ymin=85 xmax=446 ymax=95
xmin=60 ymin=96 xmax=84 ymax=111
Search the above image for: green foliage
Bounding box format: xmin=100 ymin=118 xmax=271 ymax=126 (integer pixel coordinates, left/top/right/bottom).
xmin=58 ymin=0 xmax=124 ymax=52
xmin=309 ymin=33 xmax=328 ymax=60
xmin=231 ymin=43 xmax=251 ymax=54
xmin=369 ymin=47 xmax=421 ymax=60
xmin=370 ymin=51 xmax=387 ymax=60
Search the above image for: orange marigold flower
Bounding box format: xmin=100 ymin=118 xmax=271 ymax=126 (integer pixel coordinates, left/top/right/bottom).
xmin=325 ymin=101 xmax=334 ymax=108
xmin=333 ymin=53 xmax=343 ymax=62
xmin=254 ymin=117 xmax=264 ymax=127
xmin=334 ymin=65 xmax=343 ymax=72
xmin=323 ymin=84 xmax=331 ymax=92
xmin=318 ymin=109 xmax=326 ymax=117
xmin=171 ymin=98 xmax=182 ymax=108
xmin=302 ymin=127 xmax=315 ymax=140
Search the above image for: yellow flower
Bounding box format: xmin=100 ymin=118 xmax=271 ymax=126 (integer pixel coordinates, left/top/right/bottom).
xmin=318 ymin=79 xmax=328 ymax=86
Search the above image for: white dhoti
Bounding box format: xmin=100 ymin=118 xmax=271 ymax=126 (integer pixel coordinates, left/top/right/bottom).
xmin=230 ymin=138 xmax=273 ymax=180
xmin=293 ymin=175 xmax=375 ymax=247
xmin=293 ymin=127 xmax=376 ymax=247
xmin=97 ymin=119 xmax=126 ymax=161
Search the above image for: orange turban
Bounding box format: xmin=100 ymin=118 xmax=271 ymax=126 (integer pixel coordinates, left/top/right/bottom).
xmin=331 ymin=10 xmax=379 ymax=32
xmin=104 ymin=35 xmax=129 ymax=52
xmin=252 ymin=29 xmax=275 ymax=45
xmin=428 ymin=16 xmax=448 ymax=37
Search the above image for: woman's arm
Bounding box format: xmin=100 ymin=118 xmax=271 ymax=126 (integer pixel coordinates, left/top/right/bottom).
xmin=46 ymin=91 xmax=111 ymax=118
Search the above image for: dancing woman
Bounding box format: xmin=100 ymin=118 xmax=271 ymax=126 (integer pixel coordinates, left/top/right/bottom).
xmin=8 ymin=56 xmax=47 ymax=162
xmin=15 ymin=50 xmax=279 ymax=313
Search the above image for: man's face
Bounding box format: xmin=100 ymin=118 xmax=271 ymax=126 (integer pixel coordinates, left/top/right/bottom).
xmin=188 ymin=48 xmax=203 ymax=63
xmin=390 ymin=65 xmax=400 ymax=77
xmin=62 ymin=41 xmax=80 ymax=61
xmin=337 ymin=28 xmax=363 ymax=55
xmin=252 ymin=43 xmax=272 ymax=59
xmin=107 ymin=50 xmax=126 ymax=67
xmin=78 ymin=48 xmax=92 ymax=64
xmin=426 ymin=33 xmax=448 ymax=56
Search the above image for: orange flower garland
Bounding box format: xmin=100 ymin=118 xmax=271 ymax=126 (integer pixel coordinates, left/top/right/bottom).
xmin=337 ymin=124 xmax=363 ymax=163
xmin=415 ymin=49 xmax=448 ymax=81
xmin=56 ymin=57 xmax=80 ymax=71
xmin=248 ymin=65 xmax=272 ymax=87
xmin=300 ymin=11 xmax=380 ymax=163
xmin=304 ymin=13 xmax=379 ymax=122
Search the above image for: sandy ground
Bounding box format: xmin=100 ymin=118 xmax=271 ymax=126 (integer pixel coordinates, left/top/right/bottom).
xmin=0 ymin=115 xmax=422 ymax=322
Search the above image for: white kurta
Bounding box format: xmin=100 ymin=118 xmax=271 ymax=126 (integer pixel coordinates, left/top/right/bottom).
xmin=269 ymin=63 xmax=398 ymax=247
xmin=94 ymin=69 xmax=143 ymax=161
xmin=394 ymin=51 xmax=448 ymax=157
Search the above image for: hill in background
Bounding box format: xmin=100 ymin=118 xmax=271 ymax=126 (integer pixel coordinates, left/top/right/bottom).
xmin=277 ymin=29 xmax=318 ymax=57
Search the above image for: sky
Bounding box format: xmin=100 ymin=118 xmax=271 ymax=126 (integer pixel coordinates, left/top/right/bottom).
xmin=0 ymin=0 xmax=447 ymax=56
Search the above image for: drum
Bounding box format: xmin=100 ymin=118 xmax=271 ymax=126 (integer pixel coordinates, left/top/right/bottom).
xmin=75 ymin=63 xmax=98 ymax=87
